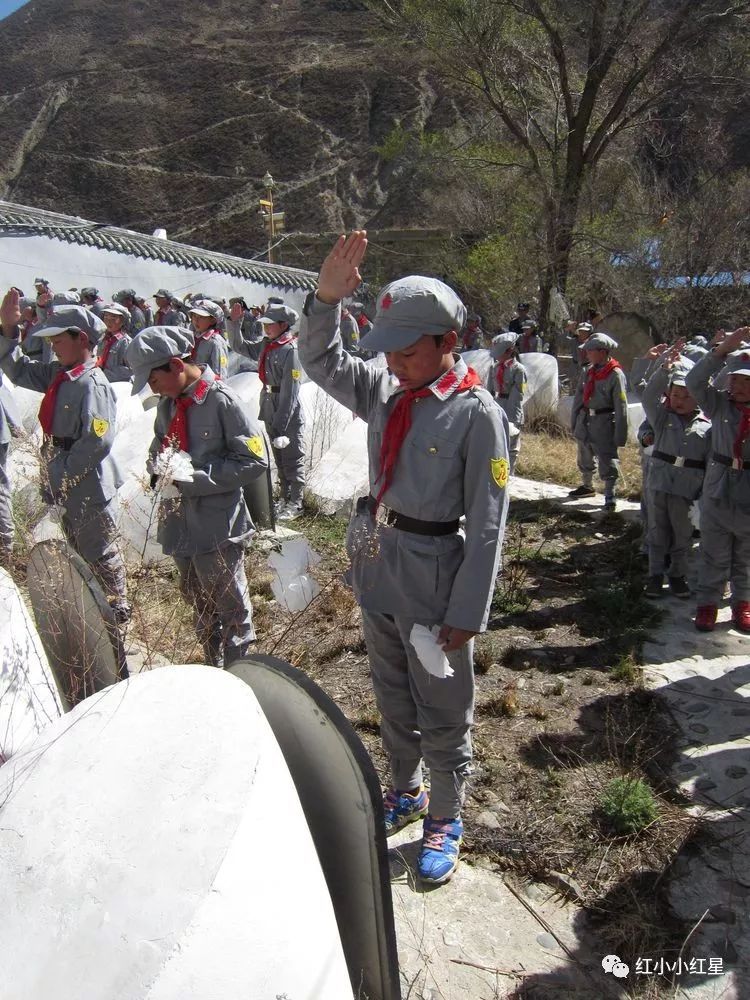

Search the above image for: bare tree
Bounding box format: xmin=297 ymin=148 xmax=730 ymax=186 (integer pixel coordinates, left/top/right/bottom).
xmin=371 ymin=0 xmax=748 ymax=325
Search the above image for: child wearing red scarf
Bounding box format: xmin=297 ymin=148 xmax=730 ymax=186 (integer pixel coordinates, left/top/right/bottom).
xmin=569 ymin=332 xmax=628 ymax=511
xmin=298 ymin=232 xmax=509 ymax=887
xmin=490 ymin=330 xmax=527 ymax=473
xmin=686 ymin=329 xmax=750 ymax=632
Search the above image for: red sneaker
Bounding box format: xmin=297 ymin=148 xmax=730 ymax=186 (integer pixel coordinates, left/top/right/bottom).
xmin=732 ymin=602 xmax=750 ymax=634
xmin=695 ymin=605 xmax=718 ymax=632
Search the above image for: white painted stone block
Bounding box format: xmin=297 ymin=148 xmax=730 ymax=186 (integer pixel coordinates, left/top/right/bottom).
xmin=0 ymin=666 xmax=352 ymax=1000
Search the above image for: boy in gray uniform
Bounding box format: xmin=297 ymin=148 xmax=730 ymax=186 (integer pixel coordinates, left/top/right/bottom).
xmin=298 ymin=232 xmax=509 ymax=886
xmin=257 ymin=304 xmax=306 ymax=519
xmin=489 ymin=331 xmax=527 ymax=473
xmin=226 ymin=299 xmax=264 ymax=364
xmin=641 ymin=345 xmax=711 ymax=599
xmin=153 ymin=289 xmax=183 ymax=327
xmin=114 ymin=289 xmax=147 ymax=335
xmin=686 ymin=328 xmax=750 ymax=632
xmin=188 ymin=301 xmax=229 ymax=379
xmin=569 ymin=332 xmax=628 ymax=510
xmin=0 ymin=293 xmax=130 ymax=624
xmin=97 ymin=304 xmax=133 ymax=383
xmin=126 ymin=326 xmax=269 ymax=665
xmin=568 ymin=321 xmax=593 ymax=393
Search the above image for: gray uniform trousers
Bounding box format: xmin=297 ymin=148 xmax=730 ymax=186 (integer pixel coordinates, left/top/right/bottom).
xmin=576 ymin=440 xmax=620 ymax=492
xmin=266 ymin=410 xmax=305 ymax=505
xmin=647 ymin=492 xmax=693 ymax=578
xmin=61 ymin=497 xmax=127 ymax=607
xmin=696 ymin=499 xmax=750 ymax=605
xmin=361 ymin=610 xmax=474 ymax=819
xmin=0 ymin=442 xmax=12 ymax=558
xmin=174 ymin=541 xmax=255 ymax=667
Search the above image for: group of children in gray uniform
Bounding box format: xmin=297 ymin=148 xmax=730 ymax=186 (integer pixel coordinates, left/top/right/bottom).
xmin=2 ymin=235 xmax=747 ymax=890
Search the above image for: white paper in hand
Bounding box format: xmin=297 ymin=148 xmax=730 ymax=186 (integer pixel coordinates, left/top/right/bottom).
xmin=272 ymin=436 xmax=291 ymax=449
xmin=153 ymin=448 xmax=195 ymax=483
xmin=409 ymin=624 xmax=454 ymax=679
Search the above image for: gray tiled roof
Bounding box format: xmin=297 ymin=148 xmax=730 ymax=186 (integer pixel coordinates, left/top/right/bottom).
xmin=0 ymin=201 xmax=318 ymax=291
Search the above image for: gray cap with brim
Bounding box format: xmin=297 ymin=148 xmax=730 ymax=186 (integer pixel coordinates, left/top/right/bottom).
xmin=259 ymin=304 xmax=300 ymax=327
xmin=580 ymin=332 xmax=618 ymax=351
xmin=189 ymin=299 xmax=225 ymax=323
xmin=668 ymin=359 xmax=695 ymax=386
xmin=125 ymin=325 xmax=194 ymax=394
xmin=726 ymin=350 xmax=750 ymax=377
xmin=491 ymin=331 xmax=518 ymax=358
xmin=358 ymin=275 xmax=466 ymax=353
xmin=33 ymin=305 xmax=106 ymax=347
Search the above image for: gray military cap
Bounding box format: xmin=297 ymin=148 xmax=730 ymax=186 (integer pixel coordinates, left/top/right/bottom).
xmin=52 ymin=290 xmax=81 ymax=306
xmin=33 ymin=305 xmax=106 ymax=347
xmin=34 ymin=277 xmax=50 ymax=287
xmin=581 ymin=332 xmax=618 ymax=351
xmin=491 ymin=331 xmax=518 ymax=358
xmin=153 ymin=288 xmax=174 ymax=301
xmin=681 ymin=344 xmax=708 ymax=363
xmin=126 ymin=326 xmax=194 ymax=394
xmin=189 ymin=299 xmax=225 ymax=323
xmin=690 ymin=334 xmax=709 ymax=349
xmin=726 ymin=350 xmax=750 ymax=377
xmin=359 ymin=275 xmax=466 ymax=353
xmin=114 ymin=288 xmax=137 ymax=303
xmin=575 ymin=321 xmax=594 ymax=336
xmin=259 ymin=304 xmax=300 ymax=327
xmin=668 ymin=359 xmax=695 ymax=386
xmin=520 ymin=319 xmax=537 ymax=331
xmin=80 ymin=286 xmax=99 ymax=298
xmin=101 ymin=302 xmax=131 ymax=321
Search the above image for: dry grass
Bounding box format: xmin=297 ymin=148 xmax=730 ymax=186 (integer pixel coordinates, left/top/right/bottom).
xmin=517 ymin=429 xmax=643 ymax=494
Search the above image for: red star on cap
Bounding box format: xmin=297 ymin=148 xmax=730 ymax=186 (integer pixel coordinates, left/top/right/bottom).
xmin=381 ymin=293 xmax=393 ymax=310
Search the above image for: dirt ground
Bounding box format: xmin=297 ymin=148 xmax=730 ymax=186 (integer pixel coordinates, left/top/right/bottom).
xmin=232 ymin=497 xmax=700 ymax=988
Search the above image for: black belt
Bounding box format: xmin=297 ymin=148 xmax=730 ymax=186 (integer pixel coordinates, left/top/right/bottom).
xmin=360 ymin=496 xmax=459 ymax=536
xmin=713 ymin=452 xmax=750 ymax=471
xmin=51 ymin=436 xmax=74 ymax=450
xmin=266 ymin=385 xmax=281 ymax=393
xmin=587 ymin=407 xmax=614 ymax=415
xmin=652 ymin=450 xmax=706 ymax=470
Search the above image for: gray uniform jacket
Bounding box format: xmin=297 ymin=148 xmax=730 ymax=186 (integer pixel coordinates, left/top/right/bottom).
xmin=641 ymin=368 xmax=711 ymax=501
xmin=490 ymin=358 xmax=527 ymax=426
xmin=225 ymin=314 xmax=264 ymax=362
xmin=97 ymin=331 xmax=133 ymax=383
xmin=571 ymin=363 xmax=629 ymax=450
xmin=340 ymin=313 xmax=360 ymax=353
xmin=686 ymin=352 xmax=750 ymax=511
xmin=257 ymin=336 xmax=303 ymax=437
xmin=191 ymin=330 xmax=229 ymax=380
xmin=129 ymin=305 xmax=147 ymax=335
xmin=147 ymin=367 xmax=268 ymax=557
xmin=0 ymin=338 xmax=122 ymax=504
xmin=0 ymin=376 xmax=10 ymax=446
xmin=298 ymin=297 xmax=510 ymax=633
xmin=155 ymin=307 xmax=184 ymax=328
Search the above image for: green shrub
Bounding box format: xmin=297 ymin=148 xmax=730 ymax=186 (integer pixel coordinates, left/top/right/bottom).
xmin=599 ymin=777 xmax=658 ymax=835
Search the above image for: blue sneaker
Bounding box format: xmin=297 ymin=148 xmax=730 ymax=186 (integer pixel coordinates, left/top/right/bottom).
xmin=417 ymin=815 xmax=463 ymax=885
xmin=383 ymin=786 xmax=429 ymax=836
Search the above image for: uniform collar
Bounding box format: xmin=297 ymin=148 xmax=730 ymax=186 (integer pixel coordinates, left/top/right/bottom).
xmin=197 ymin=328 xmax=220 ymax=341
xmin=266 ymin=332 xmax=294 ymax=348
xmin=428 ymin=355 xmax=469 ymax=401
xmin=64 ymin=360 xmax=94 ymax=381
xmin=183 ymin=366 xmax=216 ymax=405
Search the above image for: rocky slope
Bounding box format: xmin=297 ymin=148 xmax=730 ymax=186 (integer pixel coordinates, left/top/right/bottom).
xmin=0 ymin=0 xmax=462 ymax=256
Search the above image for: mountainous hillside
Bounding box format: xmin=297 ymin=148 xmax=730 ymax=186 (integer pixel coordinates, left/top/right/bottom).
xmin=0 ymin=0 xmax=462 ymax=257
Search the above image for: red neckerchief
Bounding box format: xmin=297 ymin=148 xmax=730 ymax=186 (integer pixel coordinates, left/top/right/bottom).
xmin=583 ymin=358 xmax=621 ymax=406
xmin=96 ymin=331 xmax=122 ymax=370
xmin=258 ymin=332 xmax=294 ymax=386
xmin=38 ymin=363 xmax=87 ymax=434
xmin=495 ymin=358 xmax=514 ymax=393
xmin=733 ymin=405 xmax=750 ymax=464
xmin=374 ymin=367 xmax=482 ymax=506
xmin=161 ymin=374 xmax=219 ymax=452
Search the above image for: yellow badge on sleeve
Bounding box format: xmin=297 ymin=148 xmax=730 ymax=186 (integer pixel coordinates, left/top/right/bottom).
xmin=491 ymin=457 xmax=509 ymax=489
xmin=291 ymin=369 xmax=301 ymax=380
xmin=92 ymin=417 xmax=109 ymax=438
xmin=246 ymin=435 xmax=264 ymax=457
